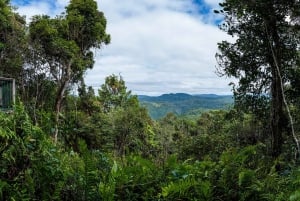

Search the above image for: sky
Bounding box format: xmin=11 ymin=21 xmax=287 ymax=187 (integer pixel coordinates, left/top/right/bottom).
xmin=11 ymin=0 xmax=234 ymax=96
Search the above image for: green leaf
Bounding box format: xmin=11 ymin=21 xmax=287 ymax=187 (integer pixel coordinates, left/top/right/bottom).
xmin=238 ymin=169 xmax=255 ymax=187
xmin=290 ymin=190 xmax=300 ymax=201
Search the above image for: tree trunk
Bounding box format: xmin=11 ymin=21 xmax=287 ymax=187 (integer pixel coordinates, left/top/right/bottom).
xmin=267 ymin=17 xmax=286 ymax=158
xmin=270 ymin=71 xmax=284 ymax=158
xmin=54 ymin=62 xmax=72 ymax=143
xmin=54 ymin=81 xmax=68 ymax=143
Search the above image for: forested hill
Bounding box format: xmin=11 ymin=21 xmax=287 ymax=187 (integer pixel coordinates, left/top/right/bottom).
xmin=138 ymin=93 xmax=233 ymax=119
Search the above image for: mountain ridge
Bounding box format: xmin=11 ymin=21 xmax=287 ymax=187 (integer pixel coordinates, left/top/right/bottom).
xmin=138 ymin=93 xmax=233 ymax=119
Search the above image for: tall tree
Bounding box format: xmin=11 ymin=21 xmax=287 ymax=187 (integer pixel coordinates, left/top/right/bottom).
xmin=98 ymin=74 xmax=153 ymax=156
xmin=29 ymin=0 xmax=110 ymax=142
xmin=215 ymin=0 xmax=300 ymax=157
xmin=0 ymin=0 xmax=26 ymax=79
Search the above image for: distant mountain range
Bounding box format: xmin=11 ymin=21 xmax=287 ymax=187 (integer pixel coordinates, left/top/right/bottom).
xmin=138 ymin=93 xmax=233 ymax=119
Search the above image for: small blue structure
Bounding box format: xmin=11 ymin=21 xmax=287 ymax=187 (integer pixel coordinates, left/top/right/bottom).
xmin=0 ymin=77 xmax=15 ymax=110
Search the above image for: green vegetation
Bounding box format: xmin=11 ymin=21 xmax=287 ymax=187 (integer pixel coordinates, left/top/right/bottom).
xmin=0 ymin=0 xmax=300 ymax=200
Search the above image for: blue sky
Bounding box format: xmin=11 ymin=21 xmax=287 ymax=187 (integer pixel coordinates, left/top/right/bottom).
xmin=11 ymin=0 xmax=233 ymax=95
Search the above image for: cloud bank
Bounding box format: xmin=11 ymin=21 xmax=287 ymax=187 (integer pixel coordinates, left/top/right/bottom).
xmin=12 ymin=0 xmax=233 ymax=95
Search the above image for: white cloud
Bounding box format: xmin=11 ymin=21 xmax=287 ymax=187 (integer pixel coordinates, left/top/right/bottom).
xmin=55 ymin=0 xmax=69 ymax=7
xmin=12 ymin=0 xmax=68 ymax=21
xmin=88 ymin=0 xmax=233 ymax=95
xmin=204 ymin=0 xmax=222 ymax=8
xmin=13 ymin=1 xmax=52 ymax=21
xmin=12 ymin=0 xmax=234 ymax=95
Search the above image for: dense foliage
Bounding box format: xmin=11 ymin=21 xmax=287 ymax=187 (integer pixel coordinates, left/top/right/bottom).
xmin=215 ymin=0 xmax=300 ymax=157
xmin=0 ymin=0 xmax=300 ymax=200
xmin=2 ymin=101 xmax=300 ymax=200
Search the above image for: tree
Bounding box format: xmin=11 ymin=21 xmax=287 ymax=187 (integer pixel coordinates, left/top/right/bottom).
xmin=29 ymin=0 xmax=110 ymax=142
xmin=98 ymin=74 xmax=153 ymax=156
xmin=77 ymin=79 xmax=101 ymax=116
xmin=98 ymin=74 xmax=131 ymax=112
xmin=0 ymin=0 xmax=26 ymax=80
xmin=215 ymin=0 xmax=300 ymax=157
